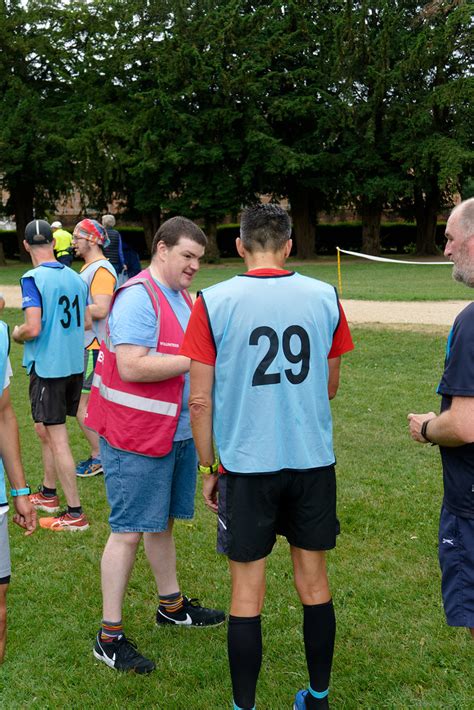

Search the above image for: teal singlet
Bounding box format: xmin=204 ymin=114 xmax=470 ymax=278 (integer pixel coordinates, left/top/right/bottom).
xmin=201 ymin=272 xmax=341 ymax=473
xmin=22 ymin=264 xmax=88 ymax=377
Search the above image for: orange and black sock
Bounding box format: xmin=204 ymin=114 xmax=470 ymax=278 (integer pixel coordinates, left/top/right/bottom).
xmin=100 ymin=620 xmax=123 ymax=643
xmin=158 ymin=591 xmax=184 ymax=615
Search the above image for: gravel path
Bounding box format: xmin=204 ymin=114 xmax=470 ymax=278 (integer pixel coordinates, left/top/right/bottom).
xmin=0 ymin=284 xmax=470 ymax=326
xmin=341 ymin=299 xmax=470 ymax=326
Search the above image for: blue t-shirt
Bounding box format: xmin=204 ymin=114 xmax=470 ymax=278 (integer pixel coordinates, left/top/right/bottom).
xmin=109 ymin=280 xmax=191 ymax=441
xmin=21 ymin=262 xmax=63 ymax=309
xmin=437 ymin=301 xmax=474 ymax=518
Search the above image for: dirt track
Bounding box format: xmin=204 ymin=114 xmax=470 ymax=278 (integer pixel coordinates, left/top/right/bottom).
xmin=340 ymin=299 xmax=470 ymax=327
xmin=0 ymin=284 xmax=470 ymax=327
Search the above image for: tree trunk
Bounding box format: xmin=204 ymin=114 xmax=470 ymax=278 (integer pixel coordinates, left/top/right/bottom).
xmin=360 ymin=203 xmax=382 ymax=255
xmin=414 ymin=184 xmax=439 ymax=255
xmin=204 ymin=218 xmax=220 ymax=263
xmin=288 ymin=186 xmax=316 ymax=259
xmin=0 ymin=242 xmax=5 ymax=267
xmin=11 ymin=183 xmax=34 ymax=262
xmin=142 ymin=209 xmax=161 ymax=256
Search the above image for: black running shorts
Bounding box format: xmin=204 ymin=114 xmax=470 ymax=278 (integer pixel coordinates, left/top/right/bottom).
xmin=217 ymin=465 xmax=338 ymax=562
xmin=29 ymin=367 xmax=83 ymax=425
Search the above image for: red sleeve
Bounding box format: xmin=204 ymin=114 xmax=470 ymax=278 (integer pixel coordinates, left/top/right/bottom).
xmin=182 ymin=295 xmax=353 ymax=363
xmin=180 ymin=296 xmax=216 ymax=365
xmin=328 ymin=302 xmax=354 ymax=358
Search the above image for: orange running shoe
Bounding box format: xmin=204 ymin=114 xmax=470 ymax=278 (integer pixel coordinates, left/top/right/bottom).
xmin=29 ymin=488 xmax=60 ymax=513
xmin=39 ymin=511 xmax=89 ymax=531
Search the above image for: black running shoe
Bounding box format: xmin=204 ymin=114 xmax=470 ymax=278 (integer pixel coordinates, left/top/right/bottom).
xmin=93 ymin=632 xmax=156 ymax=673
xmin=156 ymin=596 xmax=226 ymax=627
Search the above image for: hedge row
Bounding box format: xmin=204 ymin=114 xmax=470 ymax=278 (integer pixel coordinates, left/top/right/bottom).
xmin=216 ymin=222 xmax=448 ymax=257
xmin=0 ymin=222 xmax=447 ymax=260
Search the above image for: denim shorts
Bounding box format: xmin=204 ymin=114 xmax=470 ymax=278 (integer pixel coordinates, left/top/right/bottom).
xmin=100 ymin=437 xmax=197 ymax=533
xmin=438 ymin=505 xmax=474 ymax=628
xmin=0 ymin=513 xmax=11 ymax=582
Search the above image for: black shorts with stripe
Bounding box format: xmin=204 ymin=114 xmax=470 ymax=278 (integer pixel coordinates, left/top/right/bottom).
xmin=29 ymin=367 xmax=82 ymax=425
xmin=217 ymin=465 xmax=338 ymax=562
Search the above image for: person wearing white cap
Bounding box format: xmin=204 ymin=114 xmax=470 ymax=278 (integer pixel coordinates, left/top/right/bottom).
xmin=51 ymin=221 xmax=73 ymax=267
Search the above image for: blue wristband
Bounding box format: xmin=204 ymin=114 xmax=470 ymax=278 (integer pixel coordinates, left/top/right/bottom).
xmin=10 ymin=486 xmax=30 ymax=497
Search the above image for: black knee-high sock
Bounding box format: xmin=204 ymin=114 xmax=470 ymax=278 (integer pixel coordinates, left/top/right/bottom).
xmin=228 ymin=615 xmax=262 ymax=709
xmin=303 ymin=599 xmax=336 ymax=709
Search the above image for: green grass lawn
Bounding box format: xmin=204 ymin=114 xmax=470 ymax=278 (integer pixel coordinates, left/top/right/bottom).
xmin=0 ymin=256 xmax=467 ymax=301
xmin=1 ymin=308 xmax=472 ymax=708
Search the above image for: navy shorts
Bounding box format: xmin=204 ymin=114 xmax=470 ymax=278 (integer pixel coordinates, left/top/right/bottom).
xmin=217 ymin=466 xmax=338 ymax=562
xmin=438 ymin=505 xmax=474 ymax=628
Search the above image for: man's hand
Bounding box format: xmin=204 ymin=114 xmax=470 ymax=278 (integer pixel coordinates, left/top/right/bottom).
xmin=408 ymin=411 xmax=437 ymax=443
xmin=202 ymin=473 xmax=218 ymax=513
xmin=11 ymin=325 xmax=24 ymax=344
xmin=12 ymin=496 xmax=37 ymax=535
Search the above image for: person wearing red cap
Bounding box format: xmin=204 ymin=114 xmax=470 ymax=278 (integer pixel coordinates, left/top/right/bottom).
xmin=72 ymin=219 xmax=117 ymax=478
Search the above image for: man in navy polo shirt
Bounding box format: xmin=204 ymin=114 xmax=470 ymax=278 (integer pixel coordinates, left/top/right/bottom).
xmin=409 ymin=197 xmax=474 ymax=639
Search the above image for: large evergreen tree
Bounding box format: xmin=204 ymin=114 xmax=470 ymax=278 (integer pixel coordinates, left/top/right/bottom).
xmin=391 ymin=0 xmax=473 ymax=254
xmin=0 ymin=1 xmax=77 ymax=258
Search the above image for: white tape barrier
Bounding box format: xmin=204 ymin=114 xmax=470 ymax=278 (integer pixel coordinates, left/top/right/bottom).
xmin=336 ymin=247 xmax=450 ymax=265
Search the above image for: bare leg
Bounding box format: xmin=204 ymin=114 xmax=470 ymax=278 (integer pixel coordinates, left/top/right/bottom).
xmin=34 ymin=423 xmax=57 ymax=489
xmin=143 ymin=519 xmax=179 ymax=596
xmin=0 ymin=583 xmax=7 ymax=664
xmin=44 ymin=424 xmax=81 ymax=508
xmin=77 ymin=393 xmax=100 ymax=459
xmin=470 ymin=628 xmax=474 ymax=639
xmin=101 ymin=532 xmax=142 ymax=621
xmin=291 ymin=547 xmax=331 ymax=605
xmin=229 ymin=558 xmax=266 ymax=617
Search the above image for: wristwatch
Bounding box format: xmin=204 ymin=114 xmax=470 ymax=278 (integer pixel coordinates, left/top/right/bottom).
xmin=10 ymin=485 xmax=31 ymax=497
xmin=198 ymin=459 xmax=219 ymax=475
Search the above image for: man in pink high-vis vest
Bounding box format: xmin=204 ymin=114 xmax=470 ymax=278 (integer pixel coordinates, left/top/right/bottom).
xmin=86 ymin=217 xmax=225 ymax=674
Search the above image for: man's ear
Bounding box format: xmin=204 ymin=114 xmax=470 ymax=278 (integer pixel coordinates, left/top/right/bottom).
xmin=236 ymin=237 xmax=246 ymax=259
xmin=156 ymin=240 xmax=168 ymax=259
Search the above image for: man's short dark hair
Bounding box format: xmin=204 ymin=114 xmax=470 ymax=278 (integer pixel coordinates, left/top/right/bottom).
xmin=240 ymin=204 xmax=291 ymax=253
xmin=151 ymin=216 xmax=207 ymax=255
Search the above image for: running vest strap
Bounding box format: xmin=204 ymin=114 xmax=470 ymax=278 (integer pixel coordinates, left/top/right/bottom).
xmin=201 ymin=272 xmax=340 ymax=473
xmin=80 ymin=259 xmax=117 ymax=348
xmin=22 ymin=264 xmax=87 ymax=378
xmin=0 ymin=322 xmax=10 ymax=505
xmin=85 ymin=269 xmax=192 ymax=457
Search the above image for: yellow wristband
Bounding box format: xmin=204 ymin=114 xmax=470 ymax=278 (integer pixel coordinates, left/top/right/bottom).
xmin=198 ymin=459 xmax=218 ymax=475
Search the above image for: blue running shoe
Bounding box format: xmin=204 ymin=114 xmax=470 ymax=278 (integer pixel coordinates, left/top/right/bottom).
xmin=293 ymin=689 xmax=307 ymax=710
xmin=293 ymin=689 xmax=329 ymax=710
xmin=76 ymin=457 xmax=103 ymax=477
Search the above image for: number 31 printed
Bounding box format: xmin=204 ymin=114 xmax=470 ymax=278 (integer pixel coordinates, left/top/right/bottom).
xmin=58 ymin=294 xmax=81 ymax=329
xmin=249 ymin=325 xmax=310 ymax=386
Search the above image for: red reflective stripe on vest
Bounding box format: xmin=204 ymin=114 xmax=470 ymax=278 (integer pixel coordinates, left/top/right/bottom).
xmin=85 ymin=269 xmax=190 ymax=457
